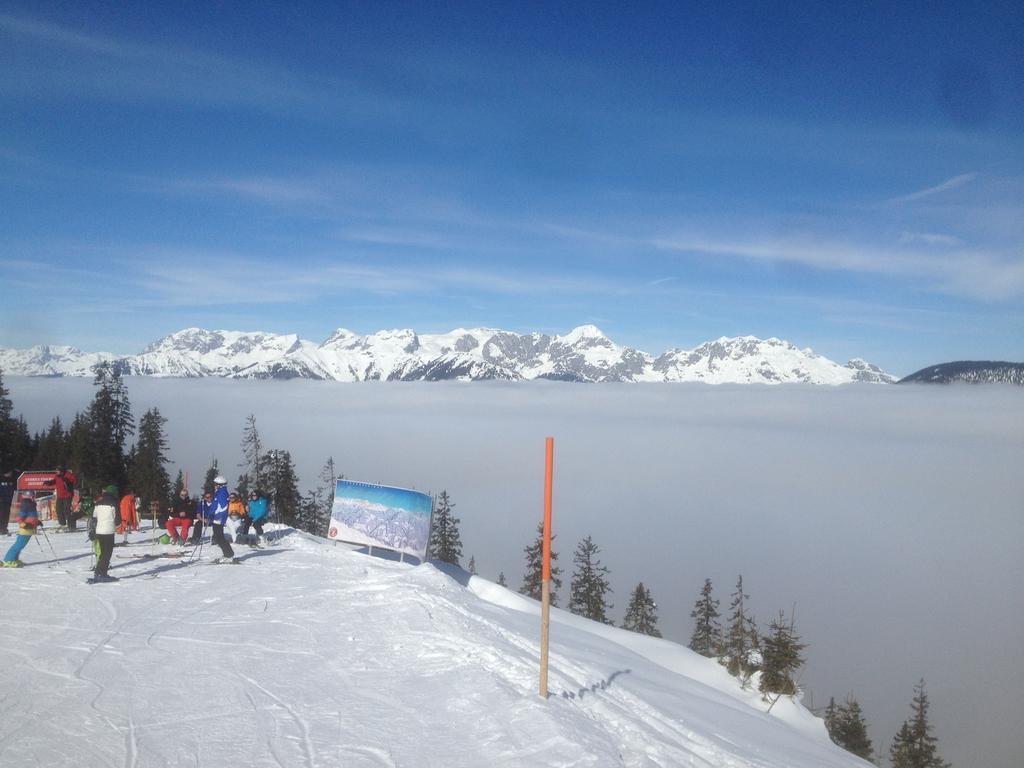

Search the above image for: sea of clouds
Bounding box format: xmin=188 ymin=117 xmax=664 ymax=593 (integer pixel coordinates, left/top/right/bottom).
xmin=7 ymin=376 xmax=1022 ymax=768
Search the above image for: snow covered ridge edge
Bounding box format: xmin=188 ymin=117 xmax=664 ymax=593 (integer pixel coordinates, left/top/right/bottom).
xmin=0 ymin=325 xmax=896 ymax=384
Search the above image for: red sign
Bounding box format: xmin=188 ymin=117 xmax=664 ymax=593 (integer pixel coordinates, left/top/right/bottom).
xmin=17 ymin=471 xmax=59 ymax=492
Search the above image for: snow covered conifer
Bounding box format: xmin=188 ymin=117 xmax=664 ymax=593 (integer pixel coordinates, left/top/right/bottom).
xmin=497 ymin=571 xmax=507 ymax=587
xmin=827 ymin=695 xmax=873 ymax=761
xmin=688 ymin=578 xmax=722 ymax=657
xmin=758 ymin=610 xmax=806 ymax=697
xmin=569 ymin=535 xmax=613 ymax=624
xmin=889 ymin=679 xmax=950 ymax=768
xmin=428 ymin=490 xmax=462 ymax=565
xmin=468 ymin=555 xmax=476 ymax=574
xmin=622 ymin=582 xmax=661 ymax=637
xmin=722 ymin=574 xmax=759 ymax=677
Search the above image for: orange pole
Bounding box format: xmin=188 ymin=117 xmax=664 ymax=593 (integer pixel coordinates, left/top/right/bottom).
xmin=540 ymin=436 xmax=554 ymax=698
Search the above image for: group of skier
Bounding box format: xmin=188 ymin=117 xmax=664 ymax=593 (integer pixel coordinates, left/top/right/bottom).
xmin=2 ymin=473 xmax=272 ymax=583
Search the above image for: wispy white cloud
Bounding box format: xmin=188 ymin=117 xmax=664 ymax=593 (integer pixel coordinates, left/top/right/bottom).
xmin=898 ymin=231 xmax=962 ymax=247
xmin=74 ymin=247 xmax=645 ymax=308
xmin=653 ymin=232 xmax=1024 ymax=301
xmin=0 ymin=13 xmax=377 ymax=114
xmin=888 ymin=172 xmax=978 ymax=204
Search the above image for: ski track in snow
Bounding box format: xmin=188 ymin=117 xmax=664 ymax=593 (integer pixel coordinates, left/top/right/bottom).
xmin=0 ymin=527 xmax=868 ymax=768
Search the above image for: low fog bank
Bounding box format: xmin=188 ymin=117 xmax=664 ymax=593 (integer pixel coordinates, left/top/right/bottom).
xmin=8 ymin=377 xmax=1023 ymax=768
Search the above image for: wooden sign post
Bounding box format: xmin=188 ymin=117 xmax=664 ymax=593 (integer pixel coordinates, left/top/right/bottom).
xmin=539 ymin=436 xmax=554 ymax=699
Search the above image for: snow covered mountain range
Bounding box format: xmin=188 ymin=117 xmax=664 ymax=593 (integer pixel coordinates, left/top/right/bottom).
xmin=0 ymin=326 xmax=896 ymax=384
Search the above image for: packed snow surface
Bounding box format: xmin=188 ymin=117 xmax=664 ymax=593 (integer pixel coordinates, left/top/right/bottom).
xmin=0 ymin=526 xmax=868 ymax=767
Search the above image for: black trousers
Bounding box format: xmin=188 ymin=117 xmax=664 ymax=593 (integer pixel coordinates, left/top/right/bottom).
xmin=0 ymin=497 xmax=11 ymax=532
xmin=239 ymin=517 xmax=264 ymax=537
xmin=56 ymin=497 xmax=72 ymax=527
xmin=190 ymin=520 xmax=203 ymax=543
xmin=95 ymin=534 xmax=114 ymax=576
xmin=211 ymin=524 xmax=234 ymax=558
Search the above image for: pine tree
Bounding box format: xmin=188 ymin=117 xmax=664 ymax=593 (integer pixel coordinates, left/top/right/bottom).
xmin=569 ymin=535 xmax=613 ymax=624
xmin=622 ymin=582 xmax=661 ymax=637
xmin=64 ymin=412 xmax=88 ymax=475
xmin=468 ymin=556 xmax=477 ymax=574
xmin=0 ymin=369 xmax=31 ymax=474
xmin=889 ymin=679 xmax=950 ymax=768
xmin=32 ymin=416 xmax=66 ymax=469
xmin=291 ymin=456 xmax=336 ymax=535
xmin=128 ymin=408 xmax=171 ymax=505
xmin=759 ymin=610 xmax=807 ymax=697
xmin=497 ymin=571 xmax=507 ymax=587
xmin=688 ymin=578 xmax=723 ymax=657
xmin=240 ymin=413 xmax=263 ymax=490
xmin=235 ymin=473 xmax=249 ymax=500
xmin=826 ymin=695 xmax=874 ymax=761
xmin=0 ymin=367 xmax=12 ymax=472
xmin=520 ymin=521 xmax=562 ymax=605
xmin=722 ymin=574 xmax=759 ymax=678
xmin=83 ymin=362 xmax=135 ymax=486
xmin=260 ymin=449 xmax=301 ymax=526
xmin=203 ymin=459 xmax=220 ymax=495
xmin=295 ymin=489 xmax=323 ymax=534
xmin=298 ymin=456 xmax=338 ymax=535
xmin=428 ymin=490 xmax=462 ymax=565
xmin=171 ymin=470 xmax=185 ymax=500
xmin=824 ymin=697 xmax=840 ymax=741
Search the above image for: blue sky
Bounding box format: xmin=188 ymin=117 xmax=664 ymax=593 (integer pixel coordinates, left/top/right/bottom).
xmin=1 ymin=1 xmax=1021 ymax=374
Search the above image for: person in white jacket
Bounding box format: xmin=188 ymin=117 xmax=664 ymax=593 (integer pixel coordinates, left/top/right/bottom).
xmin=92 ymin=485 xmax=122 ymax=583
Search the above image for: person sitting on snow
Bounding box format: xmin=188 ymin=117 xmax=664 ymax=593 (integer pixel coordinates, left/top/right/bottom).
xmin=226 ymin=491 xmax=246 ymax=543
xmin=166 ymin=489 xmax=193 ymax=545
xmin=3 ymin=492 xmax=41 ymax=567
xmin=239 ymin=489 xmax=269 ymax=546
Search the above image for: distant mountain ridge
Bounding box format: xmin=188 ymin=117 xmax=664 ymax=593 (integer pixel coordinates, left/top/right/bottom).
xmin=898 ymin=361 xmax=1024 ymax=385
xmin=0 ymin=326 xmax=897 ymax=384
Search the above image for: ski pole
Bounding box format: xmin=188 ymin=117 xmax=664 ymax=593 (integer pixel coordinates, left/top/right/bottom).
xmin=38 ymin=524 xmax=59 ymax=560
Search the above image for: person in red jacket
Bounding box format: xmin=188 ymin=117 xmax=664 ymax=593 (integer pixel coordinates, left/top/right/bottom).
xmin=53 ymin=467 xmax=77 ymax=530
xmin=117 ymin=489 xmax=139 ymax=534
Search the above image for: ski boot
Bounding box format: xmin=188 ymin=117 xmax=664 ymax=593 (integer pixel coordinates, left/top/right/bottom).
xmin=2 ymin=560 xmax=23 ymax=568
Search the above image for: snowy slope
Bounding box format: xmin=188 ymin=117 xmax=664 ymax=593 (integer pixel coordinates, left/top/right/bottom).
xmin=0 ymin=327 xmax=896 ymax=384
xmin=0 ymin=526 xmax=870 ymax=767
